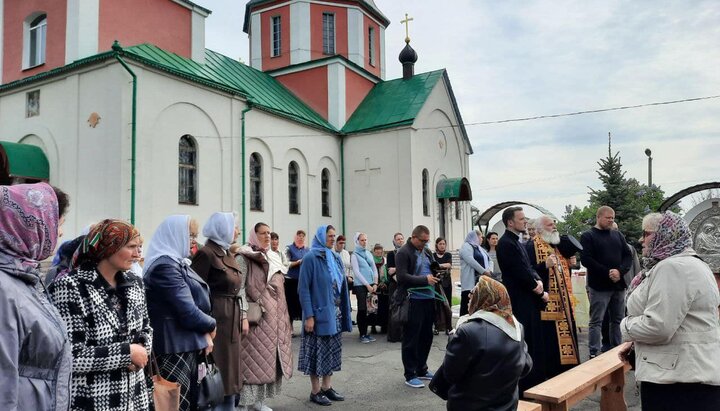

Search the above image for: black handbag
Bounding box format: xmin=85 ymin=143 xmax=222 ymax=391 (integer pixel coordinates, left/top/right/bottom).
xmin=197 ymin=353 xmax=225 ymax=410
xmin=390 ymin=289 xmax=410 ymax=324
xmin=428 ymin=364 xmax=450 ymax=400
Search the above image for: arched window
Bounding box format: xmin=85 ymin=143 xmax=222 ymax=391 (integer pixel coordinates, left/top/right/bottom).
xmin=250 ymin=153 xmax=263 ymax=211
xmin=422 ymin=169 xmax=430 ymax=216
xmin=321 ymin=168 xmax=331 ymax=217
xmin=179 ymin=135 xmax=198 ymax=204
xmin=26 ymin=14 xmax=47 ymax=68
xmin=288 ymin=161 xmax=300 ymax=214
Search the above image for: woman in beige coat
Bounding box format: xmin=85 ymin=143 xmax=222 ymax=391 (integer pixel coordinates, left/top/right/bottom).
xmin=236 ymin=222 xmax=293 ymax=411
xmin=619 ymin=212 xmax=720 ymax=410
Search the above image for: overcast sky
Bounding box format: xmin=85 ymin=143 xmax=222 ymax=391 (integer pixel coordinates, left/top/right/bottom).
xmin=204 ymin=0 xmax=720 ymax=221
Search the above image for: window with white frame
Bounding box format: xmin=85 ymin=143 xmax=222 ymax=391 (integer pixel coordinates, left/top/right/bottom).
xmin=455 ymin=201 xmax=462 ymax=220
xmin=322 ymin=13 xmax=335 ymax=55
xmin=271 ymin=15 xmax=281 ymax=57
xmin=288 ymin=161 xmax=300 ymax=214
xmin=179 ymin=135 xmax=198 ymax=205
xmin=321 ymin=168 xmax=331 ymax=217
xmin=26 ymin=14 xmax=47 ymax=68
xmin=250 ymin=153 xmax=263 ymax=211
xmin=368 ymin=26 xmax=376 ymax=66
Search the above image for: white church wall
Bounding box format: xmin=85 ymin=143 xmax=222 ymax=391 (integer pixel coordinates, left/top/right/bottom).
xmin=343 ymin=127 xmax=414 ymax=250
xmin=131 ymin=66 xmax=235 ymax=238
xmin=0 ymin=64 xmax=127 ymax=238
xmin=410 ymin=77 xmax=472 ymax=250
xmin=244 ymin=108 xmax=340 ymax=245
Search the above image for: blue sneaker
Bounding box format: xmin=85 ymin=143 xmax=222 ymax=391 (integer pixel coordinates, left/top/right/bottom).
xmin=417 ymin=371 xmax=434 ymax=380
xmin=366 ymin=335 xmax=377 ymax=342
xmin=359 ymin=335 xmax=371 ymax=344
xmin=405 ymin=378 xmax=424 ymax=388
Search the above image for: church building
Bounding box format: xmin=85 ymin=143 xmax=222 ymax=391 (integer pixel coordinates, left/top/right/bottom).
xmin=0 ymin=0 xmax=473 ymax=249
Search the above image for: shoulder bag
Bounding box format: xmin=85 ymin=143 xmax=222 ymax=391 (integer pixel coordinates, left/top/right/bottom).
xmin=197 ymin=352 xmax=225 ymax=410
xmin=149 ymin=354 xmax=180 ymax=411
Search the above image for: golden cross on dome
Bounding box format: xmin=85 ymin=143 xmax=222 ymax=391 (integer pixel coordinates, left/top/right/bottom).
xmin=400 ymin=13 xmax=414 ymax=44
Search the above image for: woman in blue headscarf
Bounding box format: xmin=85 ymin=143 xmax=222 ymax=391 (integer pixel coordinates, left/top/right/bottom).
xmin=459 ymin=230 xmax=492 ymax=316
xmin=297 ymin=225 xmax=353 ymax=406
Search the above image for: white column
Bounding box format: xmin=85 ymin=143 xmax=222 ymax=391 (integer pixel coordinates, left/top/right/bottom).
xmin=191 ymin=11 xmax=206 ymax=64
xmin=290 ymin=1 xmax=310 ymax=64
xmin=250 ymin=13 xmax=262 ymax=70
xmin=379 ymin=26 xmax=386 ymax=80
xmin=327 ymin=62 xmax=346 ymax=129
xmin=66 ymin=0 xmax=99 ymax=63
xmin=347 ymin=8 xmax=364 ymax=66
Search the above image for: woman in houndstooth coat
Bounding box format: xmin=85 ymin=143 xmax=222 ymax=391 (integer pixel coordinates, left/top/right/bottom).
xmin=50 ymin=220 xmax=153 ymax=411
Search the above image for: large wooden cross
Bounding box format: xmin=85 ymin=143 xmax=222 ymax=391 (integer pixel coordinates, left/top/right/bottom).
xmin=400 ymin=13 xmax=414 ymax=43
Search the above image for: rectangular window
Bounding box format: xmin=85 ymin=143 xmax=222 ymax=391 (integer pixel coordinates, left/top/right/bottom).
xmin=322 ymin=13 xmax=335 ymax=55
xmin=271 ymin=16 xmax=281 ymax=57
xmin=368 ymin=27 xmax=375 ymax=66
xmin=455 ymin=201 xmax=462 ymax=220
xmin=28 ymin=18 xmax=47 ymax=67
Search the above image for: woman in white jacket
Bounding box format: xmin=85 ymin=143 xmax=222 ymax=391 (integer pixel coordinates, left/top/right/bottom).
xmin=619 ymin=212 xmax=720 ymax=410
xmin=458 ymin=230 xmax=492 ymax=316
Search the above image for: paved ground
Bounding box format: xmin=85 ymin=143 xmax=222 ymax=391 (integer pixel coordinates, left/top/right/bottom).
xmin=257 ymin=321 xmax=641 ymax=410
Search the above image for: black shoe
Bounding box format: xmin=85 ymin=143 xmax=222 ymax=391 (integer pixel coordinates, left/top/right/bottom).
xmin=310 ymin=392 xmax=332 ymax=406
xmin=321 ymin=387 xmax=345 ymax=401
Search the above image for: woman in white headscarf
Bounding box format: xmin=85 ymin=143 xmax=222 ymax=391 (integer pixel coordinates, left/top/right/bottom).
xmin=350 ymin=232 xmax=379 ymax=343
xmin=191 ymin=212 xmax=247 ymax=410
xmin=459 ymin=230 xmax=492 ymax=316
xmin=235 ymin=222 xmax=293 ymax=411
xmin=143 ymin=215 xmax=216 ymax=411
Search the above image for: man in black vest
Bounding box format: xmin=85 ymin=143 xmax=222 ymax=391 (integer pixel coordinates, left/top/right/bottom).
xmin=395 ymin=225 xmax=440 ymax=389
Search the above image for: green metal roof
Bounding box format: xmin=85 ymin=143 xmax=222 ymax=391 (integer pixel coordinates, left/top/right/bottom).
xmin=0 ymin=141 xmax=49 ymax=180
xmin=436 ymin=177 xmax=472 ymax=201
xmin=342 ymin=69 xmax=444 ymax=134
xmin=120 ymin=44 xmax=335 ymax=131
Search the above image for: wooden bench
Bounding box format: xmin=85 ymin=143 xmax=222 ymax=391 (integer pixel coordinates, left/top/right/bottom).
xmin=518 ymin=400 xmax=542 ymax=411
xmin=523 ymin=345 xmax=632 ymax=411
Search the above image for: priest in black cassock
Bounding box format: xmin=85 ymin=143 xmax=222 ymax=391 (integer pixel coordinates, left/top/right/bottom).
xmin=526 ymin=216 xmax=580 ymax=380
xmin=496 ymin=206 xmax=547 ymax=394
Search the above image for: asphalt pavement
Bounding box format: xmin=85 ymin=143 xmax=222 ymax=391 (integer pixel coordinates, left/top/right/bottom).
xmin=256 ymin=321 xmax=642 ymax=410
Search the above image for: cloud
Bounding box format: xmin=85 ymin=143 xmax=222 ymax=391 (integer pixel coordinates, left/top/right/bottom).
xmin=205 ymin=0 xmax=720 ymax=219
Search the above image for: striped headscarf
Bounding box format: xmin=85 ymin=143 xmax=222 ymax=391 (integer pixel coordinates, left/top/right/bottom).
xmin=469 ymin=275 xmax=515 ymax=328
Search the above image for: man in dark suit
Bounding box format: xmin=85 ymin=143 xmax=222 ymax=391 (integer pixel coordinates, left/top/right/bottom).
xmin=496 ymin=206 xmax=546 ymax=393
xmin=395 ymin=225 xmax=440 ymax=389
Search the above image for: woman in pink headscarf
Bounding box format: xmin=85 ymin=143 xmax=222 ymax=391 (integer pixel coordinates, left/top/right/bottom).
xmin=0 ymin=183 xmax=72 ymax=410
xmin=235 ymin=222 xmax=293 ymax=411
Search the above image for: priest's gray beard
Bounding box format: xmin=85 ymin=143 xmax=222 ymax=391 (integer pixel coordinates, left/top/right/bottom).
xmin=540 ymin=230 xmax=561 ymax=245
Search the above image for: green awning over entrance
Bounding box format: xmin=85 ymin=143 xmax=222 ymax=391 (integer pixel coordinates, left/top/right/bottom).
xmin=0 ymin=141 xmax=49 ymax=180
xmin=436 ymin=177 xmax=472 ymax=201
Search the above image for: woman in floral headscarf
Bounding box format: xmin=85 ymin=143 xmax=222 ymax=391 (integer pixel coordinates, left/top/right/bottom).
xmin=0 ymin=183 xmax=72 ymax=411
xmin=49 ymin=219 xmax=153 ymax=411
xmin=619 ymin=212 xmax=720 ymax=410
xmin=438 ymin=276 xmax=532 ymax=411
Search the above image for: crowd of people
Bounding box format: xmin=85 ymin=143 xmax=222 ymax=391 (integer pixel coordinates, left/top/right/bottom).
xmin=1 ymin=180 xmax=718 ymax=411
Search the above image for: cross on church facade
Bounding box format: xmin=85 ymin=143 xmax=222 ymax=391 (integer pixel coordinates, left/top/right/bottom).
xmin=400 ymin=13 xmax=414 ymax=43
xmin=355 ymin=157 xmax=381 ymax=185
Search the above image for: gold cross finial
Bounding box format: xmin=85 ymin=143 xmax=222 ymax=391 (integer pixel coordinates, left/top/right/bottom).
xmin=400 ymin=13 xmax=414 ymax=44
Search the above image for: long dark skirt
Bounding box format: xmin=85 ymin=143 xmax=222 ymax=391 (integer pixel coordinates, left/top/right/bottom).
xmin=156 ymin=351 xmax=199 ymax=411
xmin=387 ymin=281 xmax=403 ymax=342
xmin=376 ymin=293 xmax=389 ymax=330
xmin=285 ymin=277 xmax=302 ymax=321
xmin=641 ymin=381 xmax=720 ymax=411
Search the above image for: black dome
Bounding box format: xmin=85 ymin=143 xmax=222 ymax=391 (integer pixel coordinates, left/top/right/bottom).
xmin=399 ymin=43 xmax=418 ymax=64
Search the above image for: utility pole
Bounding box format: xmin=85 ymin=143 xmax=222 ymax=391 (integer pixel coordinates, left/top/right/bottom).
xmin=645 ymin=148 xmax=653 ymax=186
